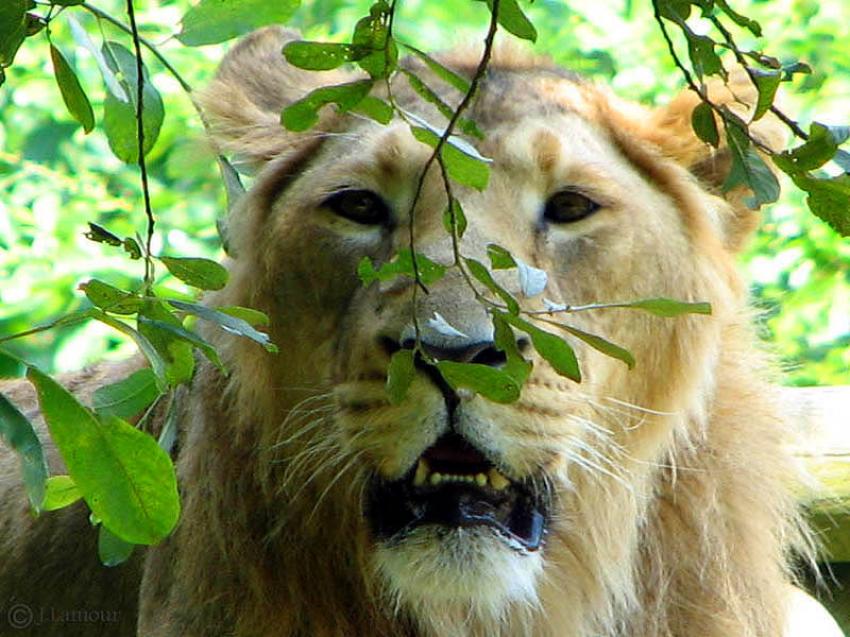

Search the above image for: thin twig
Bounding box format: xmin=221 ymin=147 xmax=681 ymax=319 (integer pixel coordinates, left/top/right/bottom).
xmin=708 ymin=13 xmax=809 ymax=141
xmin=123 ymin=0 xmax=155 ymax=288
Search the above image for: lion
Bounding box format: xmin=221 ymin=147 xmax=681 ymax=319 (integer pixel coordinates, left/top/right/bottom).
xmin=0 ymin=26 xmax=843 ymax=637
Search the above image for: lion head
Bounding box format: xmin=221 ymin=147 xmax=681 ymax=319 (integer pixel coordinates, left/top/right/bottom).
xmin=140 ymin=27 xmax=806 ymax=637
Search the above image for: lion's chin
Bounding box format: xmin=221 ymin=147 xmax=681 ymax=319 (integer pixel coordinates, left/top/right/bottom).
xmin=373 ymin=525 xmax=544 ymax=622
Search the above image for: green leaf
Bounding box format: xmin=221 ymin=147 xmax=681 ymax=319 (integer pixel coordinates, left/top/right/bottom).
xmin=486 ymin=0 xmax=537 ymax=42
xmin=691 ymin=101 xmax=719 ymax=147
xmin=217 ymin=305 xmax=270 ymax=327
xmin=139 ymin=316 xmax=223 ymax=371
xmin=80 ymin=279 xmax=143 ymax=315
xmin=656 ymin=0 xmax=691 ymax=20
xmin=0 ymin=0 xmax=27 ymax=67
xmin=491 ymin=312 xmax=532 ymax=385
xmin=102 ymin=41 xmax=164 ymax=164
xmin=487 ymin=244 xmax=516 ymax=269
xmin=84 ymin=222 xmax=122 ymax=246
xmin=177 ymin=0 xmax=300 ymax=46
xmin=353 ymin=95 xmax=394 ymax=124
xmin=27 ymin=367 xmax=180 ymax=545
xmin=410 ymin=126 xmax=490 ymax=190
xmin=503 ymin=315 xmax=581 ymax=382
xmin=442 ymin=198 xmax=468 ymax=239
xmin=751 ymin=69 xmax=781 ymax=120
xmin=613 ymin=298 xmax=713 ymax=317
xmin=168 ymin=300 xmax=277 ymax=352
xmin=282 ymin=80 xmax=373 ymax=132
xmin=91 ymin=310 xmax=170 ymax=389
xmin=781 ymin=122 xmax=848 ymax=172
xmin=98 ymin=525 xmax=135 ymax=566
xmin=0 ymin=392 xmax=48 ymax=511
xmin=282 ymin=41 xmax=353 ymax=71
xmin=400 ymin=43 xmax=471 ymax=93
xmin=42 ymin=475 xmax=82 ymax=511
xmin=715 ymin=0 xmax=762 ymax=36
xmin=124 ymin=238 xmax=143 ymax=260
xmin=722 ymin=116 xmax=780 ymax=207
xmin=402 ymin=69 xmax=456 ymax=121
xmin=559 ymin=325 xmax=635 ymax=369
xmin=783 ymin=172 xmax=850 ymax=236
xmin=351 ymin=7 xmax=397 ymax=79
xmin=687 ymin=34 xmax=723 ymax=79
xmin=93 ymin=368 xmax=159 ymax=420
xmin=67 ymin=15 xmax=127 ymax=102
xmin=357 ymin=249 xmax=447 ymax=286
xmin=464 ymin=258 xmax=520 ymax=314
xmin=159 ymin=256 xmax=228 ymax=291
xmin=386 ymin=349 xmax=415 ymax=404
xmin=436 ymin=361 xmax=521 ymax=404
xmin=50 ymin=44 xmax=95 ymax=133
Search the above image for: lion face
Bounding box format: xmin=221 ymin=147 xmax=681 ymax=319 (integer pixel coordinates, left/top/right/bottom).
xmin=200 ymin=28 xmax=773 ymax=632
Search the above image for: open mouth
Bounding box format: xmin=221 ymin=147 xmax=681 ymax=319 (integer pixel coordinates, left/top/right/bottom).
xmin=365 ymin=433 xmax=548 ymax=551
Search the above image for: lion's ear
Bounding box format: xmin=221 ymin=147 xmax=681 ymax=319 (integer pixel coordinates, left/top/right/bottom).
xmin=198 ymin=27 xmax=346 ymax=172
xmin=643 ymin=72 xmax=786 ymax=250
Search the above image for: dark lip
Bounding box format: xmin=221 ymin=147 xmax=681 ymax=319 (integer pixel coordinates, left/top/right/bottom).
xmin=364 ymin=434 xmax=549 ymax=551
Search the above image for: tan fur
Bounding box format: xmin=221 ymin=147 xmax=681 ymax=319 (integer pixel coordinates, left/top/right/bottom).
xmin=0 ymin=28 xmax=811 ymax=636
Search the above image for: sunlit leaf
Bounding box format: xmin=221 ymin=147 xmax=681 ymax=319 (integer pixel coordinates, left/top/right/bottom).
xmin=0 ymin=392 xmax=48 ymax=511
xmin=386 ymin=349 xmax=415 ymax=404
xmin=410 ymin=126 xmax=490 ymax=190
xmin=67 ymin=15 xmax=127 ymax=102
xmin=282 ymin=40 xmax=353 ymax=70
xmin=559 ymin=324 xmax=635 ymax=369
xmin=464 ymin=258 xmax=519 ymax=314
xmin=357 ymin=249 xmax=446 ymax=286
xmin=102 ymin=41 xmax=164 ymax=163
xmin=217 ymin=305 xmax=270 ymax=327
xmin=491 ymin=312 xmax=532 ymax=385
xmin=612 ymin=298 xmax=713 ymax=316
xmin=93 ymin=368 xmax=159 ymax=420
xmin=353 ymin=95 xmax=394 ymax=124
xmin=442 ymin=198 xmax=468 ymax=239
xmin=516 ymin=258 xmax=547 ymax=297
xmin=400 ymin=43 xmax=471 ymax=93
xmin=80 ymin=279 xmax=143 ymax=315
xmin=503 ymin=315 xmax=581 ymax=382
xmin=92 ymin=310 xmax=169 ymax=389
xmin=436 ymin=361 xmax=521 ymax=403
xmin=159 ymin=256 xmax=228 ymax=291
xmin=168 ymin=299 xmax=277 ymax=352
xmin=139 ymin=316 xmax=223 ymax=371
xmin=780 ymin=122 xmax=848 ymax=171
xmin=282 ymin=80 xmax=373 ymax=132
xmin=50 ymin=44 xmax=95 ymax=133
xmin=487 ymin=244 xmax=516 ymax=269
xmin=485 ymin=0 xmax=537 ymax=42
xmin=42 ymin=475 xmax=82 ymax=511
xmin=177 ymin=0 xmax=300 ymax=46
xmin=27 ymin=367 xmax=180 ymax=545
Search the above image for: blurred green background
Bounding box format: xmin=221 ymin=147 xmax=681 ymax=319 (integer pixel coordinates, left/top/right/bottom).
xmin=0 ymin=0 xmax=848 ymax=385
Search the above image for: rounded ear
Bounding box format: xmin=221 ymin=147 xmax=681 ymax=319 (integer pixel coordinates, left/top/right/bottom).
xmin=641 ymin=72 xmax=787 ymax=250
xmin=197 ymin=27 xmax=347 ymax=172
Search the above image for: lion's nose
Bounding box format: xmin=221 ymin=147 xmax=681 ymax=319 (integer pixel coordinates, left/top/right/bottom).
xmin=402 ymin=339 xmax=506 ymax=366
xmin=392 ymin=336 xmax=530 ymax=367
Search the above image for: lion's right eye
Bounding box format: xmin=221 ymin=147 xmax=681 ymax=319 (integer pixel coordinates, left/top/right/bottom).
xmin=322 ymin=189 xmax=390 ymax=226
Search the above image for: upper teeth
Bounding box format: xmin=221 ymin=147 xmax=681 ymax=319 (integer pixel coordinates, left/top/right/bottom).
xmin=412 ymin=458 xmax=511 ymax=491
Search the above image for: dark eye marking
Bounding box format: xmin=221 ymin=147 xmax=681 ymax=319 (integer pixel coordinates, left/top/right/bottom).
xmin=543 ymin=189 xmax=601 ymax=224
xmin=322 ymin=189 xmax=390 ymax=226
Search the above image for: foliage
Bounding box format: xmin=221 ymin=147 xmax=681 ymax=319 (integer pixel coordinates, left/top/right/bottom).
xmin=0 ymin=0 xmax=848 ymax=561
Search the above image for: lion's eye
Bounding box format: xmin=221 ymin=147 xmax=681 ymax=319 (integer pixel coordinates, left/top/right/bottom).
xmin=322 ymin=189 xmax=390 ymax=226
xmin=543 ymin=190 xmax=600 ymax=224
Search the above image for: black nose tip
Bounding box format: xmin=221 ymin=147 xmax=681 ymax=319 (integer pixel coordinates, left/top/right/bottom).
xmin=398 ymin=338 xmax=506 ymax=366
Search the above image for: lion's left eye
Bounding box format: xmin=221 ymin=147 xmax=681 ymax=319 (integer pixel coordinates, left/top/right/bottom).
xmin=322 ymin=189 xmax=390 ymax=226
xmin=543 ymin=190 xmax=600 ymax=224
